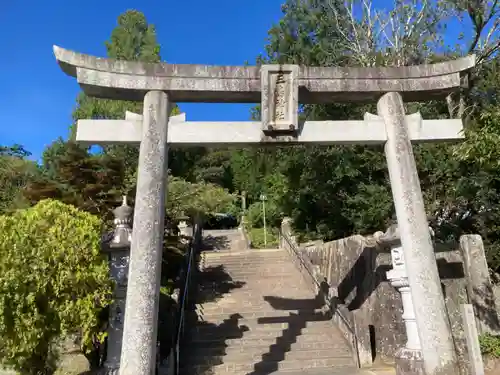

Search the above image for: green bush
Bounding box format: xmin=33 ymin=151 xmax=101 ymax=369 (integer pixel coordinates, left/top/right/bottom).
xmin=479 ymin=333 xmax=500 ymax=358
xmin=0 ymin=199 xmax=112 ymax=375
xmin=249 ymin=227 xmax=279 ymax=249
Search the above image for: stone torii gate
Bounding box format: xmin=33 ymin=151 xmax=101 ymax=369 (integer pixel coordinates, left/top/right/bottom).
xmin=53 ymin=45 xmax=474 ymax=375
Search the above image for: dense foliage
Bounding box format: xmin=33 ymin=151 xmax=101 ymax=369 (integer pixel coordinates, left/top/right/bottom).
xmin=0 ymin=200 xmax=112 ymax=375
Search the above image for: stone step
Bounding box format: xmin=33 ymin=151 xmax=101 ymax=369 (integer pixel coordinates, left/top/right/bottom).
xmin=222 ymin=270 xmax=301 ymax=277
xmin=201 ymin=253 xmax=288 ymax=262
xmin=196 ymin=289 xmax=314 ymax=298
xmin=197 ymin=285 xmax=313 ymax=295
xmin=200 ymin=262 xmax=293 ymax=269
xmin=180 ymin=368 xmax=367 ymax=375
xmin=198 ymin=309 xmax=326 ymax=320
xmin=201 ymin=257 xmax=290 ymax=264
xmin=191 ymin=318 xmax=338 ymax=332
xmin=195 ymin=294 xmax=315 ymax=304
xmin=186 ymin=347 xmax=352 ymax=364
xmin=181 ymin=358 xmax=357 ymax=374
xmin=197 ymin=299 xmax=319 ymax=309
xmin=199 ymin=268 xmax=299 ymax=276
xmin=198 ymin=296 xmax=321 ymax=308
xmin=196 ymin=308 xmax=318 ymax=317
xmin=189 ymin=332 xmax=341 ymax=347
xmin=189 ymin=325 xmax=342 ymax=340
xmin=203 ymin=261 xmax=297 ymax=269
xmin=198 ymin=277 xmax=312 ymax=290
xmin=201 ymin=248 xmax=283 ymax=254
xmin=215 ymin=279 xmax=309 ymax=287
xmin=186 ymin=339 xmax=353 ymax=356
xmin=221 ymin=273 xmax=302 ymax=280
xmin=200 ymin=261 xmax=292 ymax=269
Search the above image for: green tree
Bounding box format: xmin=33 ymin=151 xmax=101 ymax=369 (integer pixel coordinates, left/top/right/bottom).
xmin=193 ymin=149 xmax=234 ymax=188
xmin=70 ymin=10 xmax=180 ymax=194
xmin=166 ymin=176 xmax=236 ymax=219
xmin=0 ymin=200 xmax=112 ymax=375
xmin=23 ymin=139 xmax=125 ymax=223
xmin=0 ymin=144 xmax=37 ymax=214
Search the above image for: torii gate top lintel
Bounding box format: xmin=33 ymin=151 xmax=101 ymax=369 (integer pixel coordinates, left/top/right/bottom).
xmin=53 ymin=45 xmax=475 ymax=105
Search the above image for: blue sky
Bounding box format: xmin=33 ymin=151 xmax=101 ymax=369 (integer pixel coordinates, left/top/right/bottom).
xmin=0 ymin=0 xmax=284 ymax=160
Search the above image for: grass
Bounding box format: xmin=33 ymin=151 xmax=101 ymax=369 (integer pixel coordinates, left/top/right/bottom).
xmin=248 ymin=227 xmax=279 ymax=249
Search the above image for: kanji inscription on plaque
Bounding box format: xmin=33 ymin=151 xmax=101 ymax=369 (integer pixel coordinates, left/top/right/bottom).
xmin=261 ymin=64 xmax=299 ymax=134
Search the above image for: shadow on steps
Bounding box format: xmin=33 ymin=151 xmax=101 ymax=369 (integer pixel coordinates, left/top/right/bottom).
xmin=200 ymin=235 xmax=231 ymax=252
xmin=180 ymin=263 xmax=247 ymax=375
xmin=248 ymin=291 xmax=341 ymax=375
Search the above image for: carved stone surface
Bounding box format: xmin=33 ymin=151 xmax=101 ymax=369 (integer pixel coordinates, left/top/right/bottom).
xmin=110 ymin=252 xmax=129 ymax=288
xmin=260 ymin=65 xmax=299 ymax=134
xmin=391 ymin=247 xmax=405 ymax=268
xmin=105 ymin=297 xmax=127 ymax=370
xmin=395 ymin=348 xmax=425 ymax=375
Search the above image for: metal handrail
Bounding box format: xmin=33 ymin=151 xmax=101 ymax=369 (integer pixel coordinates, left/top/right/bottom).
xmin=167 ymin=224 xmax=201 ymax=375
xmin=279 ymin=229 xmax=361 ymax=367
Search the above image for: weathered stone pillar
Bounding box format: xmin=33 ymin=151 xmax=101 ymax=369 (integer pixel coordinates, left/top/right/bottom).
xmin=378 ymin=92 xmax=458 ymax=375
xmin=280 ymin=217 xmax=294 ymax=249
xmin=376 ymin=224 xmax=424 ymax=375
xmin=460 ymin=234 xmax=500 ymax=335
xmin=102 ymin=197 xmax=133 ymax=375
xmin=120 ymin=91 xmax=170 ymax=375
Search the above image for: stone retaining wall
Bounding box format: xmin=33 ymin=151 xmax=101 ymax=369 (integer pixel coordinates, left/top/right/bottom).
xmin=280 ymin=218 xmax=500 ymax=371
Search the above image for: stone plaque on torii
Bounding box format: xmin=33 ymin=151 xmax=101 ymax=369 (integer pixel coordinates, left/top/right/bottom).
xmin=53 ymin=45 xmax=474 ymax=375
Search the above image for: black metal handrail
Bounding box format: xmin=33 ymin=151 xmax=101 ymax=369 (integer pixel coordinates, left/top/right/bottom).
xmin=166 ymin=223 xmax=202 ymax=375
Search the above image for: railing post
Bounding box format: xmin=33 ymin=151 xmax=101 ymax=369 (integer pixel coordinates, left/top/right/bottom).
xmin=101 ymin=197 xmax=133 ymax=375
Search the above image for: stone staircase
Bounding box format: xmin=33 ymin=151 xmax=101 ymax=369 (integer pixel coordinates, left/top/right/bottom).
xmin=181 ymin=232 xmax=361 ymax=375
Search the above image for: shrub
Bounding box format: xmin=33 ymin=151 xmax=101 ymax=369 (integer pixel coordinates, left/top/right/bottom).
xmin=479 ymin=333 xmax=500 ymax=358
xmin=0 ymin=199 xmax=112 ymax=375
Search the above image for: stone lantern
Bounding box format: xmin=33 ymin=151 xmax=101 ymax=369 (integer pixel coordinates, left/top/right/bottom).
xmin=101 ymin=197 xmax=133 ymax=375
xmin=177 ymin=214 xmax=192 ymax=244
xmin=375 ymin=223 xmax=434 ymax=375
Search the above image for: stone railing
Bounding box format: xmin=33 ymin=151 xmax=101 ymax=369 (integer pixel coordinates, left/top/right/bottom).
xmin=279 ymin=217 xmax=500 ymax=371
xmin=279 ymin=218 xmax=363 ymax=368
xmin=238 ymin=215 xmax=252 ymax=250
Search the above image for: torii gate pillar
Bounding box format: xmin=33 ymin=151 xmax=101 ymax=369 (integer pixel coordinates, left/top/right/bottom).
xmin=119 ymin=91 xmax=170 ymax=375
